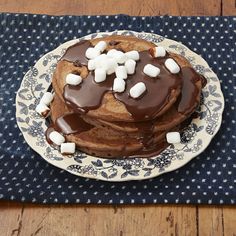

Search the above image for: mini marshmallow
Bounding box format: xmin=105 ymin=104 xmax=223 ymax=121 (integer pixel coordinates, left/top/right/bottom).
xmin=60 ymin=142 xmax=76 ymax=154
xmin=94 ymin=54 xmax=109 ymax=68
xmin=66 ymin=73 xmax=82 ymax=86
xmin=85 ymin=47 xmax=100 ymax=59
xmin=166 ymin=132 xmax=181 ymax=144
xmin=113 ymin=77 xmax=126 ymax=93
xmin=129 ymin=82 xmax=146 ymax=99
xmin=113 ymin=51 xmax=127 ymax=64
xmin=94 ymin=68 xmax=106 ymax=83
xmin=150 ymin=46 xmax=166 ymax=58
xmin=49 ymin=131 xmax=65 ymax=146
xmin=36 ymin=103 xmax=50 ymax=117
xmin=107 ymin=49 xmax=118 ymax=58
xmin=165 ymin=58 xmax=180 ymax=74
xmin=94 ymin=41 xmax=107 ymax=52
xmin=40 ymin=92 xmax=54 ymax=106
xmin=143 ymin=64 xmax=160 ymax=77
xmin=115 ymin=66 xmax=127 ymax=79
xmin=104 ymin=58 xmax=118 ymax=75
xmin=125 ymin=50 xmax=140 ymax=61
xmin=125 ymin=59 xmax=136 ymax=75
xmin=88 ymin=59 xmax=96 ymax=70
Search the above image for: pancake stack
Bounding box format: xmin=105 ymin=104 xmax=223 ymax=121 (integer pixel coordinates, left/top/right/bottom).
xmin=46 ymin=35 xmax=205 ymax=158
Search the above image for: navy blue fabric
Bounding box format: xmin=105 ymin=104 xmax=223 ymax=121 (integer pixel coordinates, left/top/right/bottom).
xmin=0 ymin=13 xmax=235 ymax=204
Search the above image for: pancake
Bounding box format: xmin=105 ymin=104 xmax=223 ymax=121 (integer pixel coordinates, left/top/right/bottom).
xmin=46 ymin=35 xmax=206 ymax=158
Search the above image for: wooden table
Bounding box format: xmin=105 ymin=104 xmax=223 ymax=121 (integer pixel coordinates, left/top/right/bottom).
xmin=0 ymin=1 xmax=236 ymax=235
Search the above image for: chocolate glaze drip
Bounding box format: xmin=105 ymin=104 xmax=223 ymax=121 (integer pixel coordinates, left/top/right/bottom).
xmin=61 ymin=40 xmax=91 ymax=65
xmin=64 ymin=72 xmax=114 ymax=113
xmin=55 ymin=113 xmax=94 ymax=135
xmin=45 ymin=113 xmax=94 ymax=144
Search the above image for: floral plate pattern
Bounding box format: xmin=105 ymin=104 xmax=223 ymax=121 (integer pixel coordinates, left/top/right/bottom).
xmin=15 ymin=31 xmax=224 ymax=182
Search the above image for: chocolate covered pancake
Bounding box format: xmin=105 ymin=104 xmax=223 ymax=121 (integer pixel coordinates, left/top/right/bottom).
xmin=45 ymin=35 xmax=206 ymax=158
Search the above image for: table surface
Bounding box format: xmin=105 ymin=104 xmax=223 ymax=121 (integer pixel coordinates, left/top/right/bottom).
xmin=1 ymin=0 xmax=236 ymax=235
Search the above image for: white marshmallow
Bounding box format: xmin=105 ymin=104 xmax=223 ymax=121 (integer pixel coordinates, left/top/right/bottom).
xmin=49 ymin=131 xmax=65 ymax=146
xmin=94 ymin=54 xmax=109 ymax=68
xmin=40 ymin=92 xmax=54 ymax=106
xmin=94 ymin=68 xmax=106 ymax=83
xmin=66 ymin=73 xmax=82 ymax=86
xmin=104 ymin=58 xmax=118 ymax=75
xmin=115 ymin=66 xmax=127 ymax=79
xmin=125 ymin=59 xmax=136 ymax=75
xmin=113 ymin=51 xmax=127 ymax=64
xmin=150 ymin=46 xmax=166 ymax=57
xmin=165 ymin=58 xmax=180 ymax=74
xmin=143 ymin=64 xmax=160 ymax=77
xmin=94 ymin=41 xmax=107 ymax=52
xmin=129 ymin=82 xmax=146 ymax=99
xmin=85 ymin=47 xmax=100 ymax=59
xmin=36 ymin=103 xmax=50 ymax=117
xmin=107 ymin=49 xmax=118 ymax=58
xmin=60 ymin=142 xmax=76 ymax=154
xmin=88 ymin=59 xmax=96 ymax=70
xmin=166 ymin=132 xmax=181 ymax=144
xmin=113 ymin=77 xmax=126 ymax=93
xmin=125 ymin=50 xmax=139 ymax=61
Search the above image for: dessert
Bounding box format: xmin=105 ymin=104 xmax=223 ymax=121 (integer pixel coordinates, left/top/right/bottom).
xmin=36 ymin=35 xmax=206 ymax=158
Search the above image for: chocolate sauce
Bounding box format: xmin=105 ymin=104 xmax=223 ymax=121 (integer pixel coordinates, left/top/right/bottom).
xmin=45 ymin=113 xmax=94 ymax=144
xmin=61 ymin=40 xmax=91 ymax=65
xmin=114 ymin=51 xmax=182 ymax=120
xmin=55 ymin=113 xmax=94 ymax=135
xmin=177 ymin=67 xmax=201 ymax=114
xmin=64 ymin=72 xmax=115 ymax=113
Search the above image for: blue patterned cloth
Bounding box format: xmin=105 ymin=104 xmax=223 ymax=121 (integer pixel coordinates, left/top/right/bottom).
xmin=0 ymin=13 xmax=235 ymax=204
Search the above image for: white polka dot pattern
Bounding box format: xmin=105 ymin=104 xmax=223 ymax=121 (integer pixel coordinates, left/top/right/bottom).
xmin=0 ymin=13 xmax=236 ymax=204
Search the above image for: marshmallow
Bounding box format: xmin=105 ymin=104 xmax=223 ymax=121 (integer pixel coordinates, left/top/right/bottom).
xmin=60 ymin=142 xmax=76 ymax=154
xmin=40 ymin=92 xmax=54 ymax=106
xmin=94 ymin=54 xmax=109 ymax=68
xmin=113 ymin=51 xmax=127 ymax=64
xmin=150 ymin=46 xmax=166 ymax=58
xmin=115 ymin=66 xmax=127 ymax=79
xmin=94 ymin=41 xmax=107 ymax=52
xmin=143 ymin=64 xmax=160 ymax=77
xmin=165 ymin=58 xmax=180 ymax=74
xmin=88 ymin=59 xmax=96 ymax=70
xmin=66 ymin=73 xmax=82 ymax=86
xmin=125 ymin=50 xmax=140 ymax=61
xmin=49 ymin=131 xmax=65 ymax=146
xmin=104 ymin=58 xmax=118 ymax=75
xmin=113 ymin=77 xmax=126 ymax=93
xmin=125 ymin=59 xmax=136 ymax=75
xmin=107 ymin=49 xmax=118 ymax=58
xmin=94 ymin=68 xmax=106 ymax=83
xmin=85 ymin=47 xmax=100 ymax=59
xmin=166 ymin=132 xmax=181 ymax=144
xmin=36 ymin=103 xmax=50 ymax=117
xmin=129 ymin=82 xmax=146 ymax=99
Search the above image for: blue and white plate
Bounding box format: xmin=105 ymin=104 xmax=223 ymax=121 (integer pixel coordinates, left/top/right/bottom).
xmin=16 ymin=31 xmax=224 ymax=182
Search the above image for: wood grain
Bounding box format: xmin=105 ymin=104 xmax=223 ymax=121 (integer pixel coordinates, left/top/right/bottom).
xmin=0 ymin=0 xmax=236 ymax=236
xmin=0 ymin=0 xmax=221 ymax=16
xmin=223 ymin=207 xmax=236 ymax=236
xmin=0 ymin=202 xmax=197 ymax=236
xmin=198 ymin=206 xmax=224 ymax=236
xmin=223 ymin=0 xmax=236 ymax=15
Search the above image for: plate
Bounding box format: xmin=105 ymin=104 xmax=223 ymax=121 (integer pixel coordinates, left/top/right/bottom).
xmin=16 ymin=30 xmax=224 ymax=182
